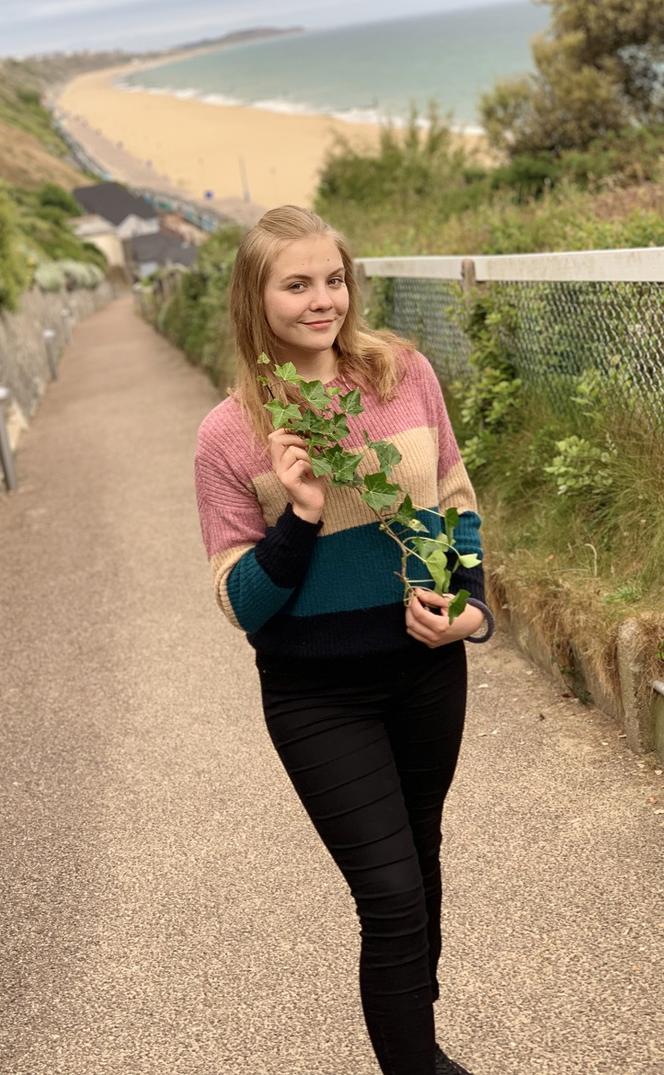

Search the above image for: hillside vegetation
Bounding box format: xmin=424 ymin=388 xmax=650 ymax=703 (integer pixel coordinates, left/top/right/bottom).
xmin=0 ymin=59 xmax=112 ymax=309
xmin=0 ymin=117 xmax=85 ymax=190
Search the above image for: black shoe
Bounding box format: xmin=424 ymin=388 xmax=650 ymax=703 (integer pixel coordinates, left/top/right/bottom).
xmin=434 ymin=1041 xmax=474 ymax=1075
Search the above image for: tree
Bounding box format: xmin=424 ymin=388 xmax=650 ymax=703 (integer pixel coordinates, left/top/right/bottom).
xmin=479 ymin=0 xmax=664 ymax=156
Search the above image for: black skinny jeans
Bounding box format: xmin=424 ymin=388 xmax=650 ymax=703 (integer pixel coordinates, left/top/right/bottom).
xmin=256 ymin=638 xmax=468 ymax=1075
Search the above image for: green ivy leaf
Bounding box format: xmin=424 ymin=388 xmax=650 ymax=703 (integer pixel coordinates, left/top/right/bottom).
xmin=423 ymin=548 xmax=451 ymax=593
xmin=411 ymin=536 xmax=441 ymax=558
xmin=327 ymin=413 xmax=350 ymax=441
xmin=257 ymin=375 xmax=269 ymax=386
xmin=299 ymin=379 xmax=330 ymax=409
xmin=444 ymin=507 xmax=459 ymax=543
xmin=292 ymin=409 xmax=315 ymax=432
xmin=264 ymin=399 xmax=302 ymax=428
xmin=309 ymin=454 xmax=334 ymax=477
xmin=274 ymin=362 xmax=302 ymax=384
xmin=257 ymin=352 xmax=271 ymax=365
xmin=329 ymin=449 xmax=364 ymax=484
xmin=362 ymin=471 xmax=401 ymax=511
xmin=295 ymin=411 xmax=329 ymax=435
xmin=374 ymin=441 xmax=402 ymax=474
xmin=390 ymin=495 xmax=428 ymax=532
xmin=326 ymin=386 xmax=343 ymax=397
xmin=338 ymin=388 xmax=363 ymax=415
xmin=447 ymin=589 xmax=469 ymax=624
xmin=458 ymin=552 xmax=482 ymax=568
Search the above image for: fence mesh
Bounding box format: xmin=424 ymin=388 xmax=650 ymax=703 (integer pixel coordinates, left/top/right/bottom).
xmin=379 ymin=275 xmax=664 ymax=423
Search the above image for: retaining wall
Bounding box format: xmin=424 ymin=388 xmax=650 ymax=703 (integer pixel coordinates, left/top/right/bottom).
xmin=0 ymin=281 xmax=120 ymax=450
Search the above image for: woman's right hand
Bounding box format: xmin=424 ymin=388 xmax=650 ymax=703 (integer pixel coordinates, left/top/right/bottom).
xmin=268 ymin=428 xmax=327 ymax=523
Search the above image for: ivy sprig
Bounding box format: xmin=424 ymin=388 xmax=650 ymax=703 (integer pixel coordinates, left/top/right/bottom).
xmin=257 ymin=352 xmax=481 ymax=623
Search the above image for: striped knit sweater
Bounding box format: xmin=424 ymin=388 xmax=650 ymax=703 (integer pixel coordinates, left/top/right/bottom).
xmin=194 ymin=348 xmax=489 ymax=660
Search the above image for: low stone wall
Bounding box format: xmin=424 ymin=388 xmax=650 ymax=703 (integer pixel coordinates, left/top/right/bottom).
xmin=0 ymin=281 xmax=120 ymax=450
xmin=490 ymin=575 xmax=664 ymax=764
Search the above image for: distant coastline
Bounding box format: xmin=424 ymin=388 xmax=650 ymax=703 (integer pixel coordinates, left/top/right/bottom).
xmin=108 ymin=25 xmax=306 ymax=79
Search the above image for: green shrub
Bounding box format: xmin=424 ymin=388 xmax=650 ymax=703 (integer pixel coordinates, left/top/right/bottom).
xmin=489 ymin=153 xmax=563 ymax=201
xmin=451 ymin=291 xmax=523 ymax=473
xmin=34 ymin=258 xmax=104 ymax=292
xmin=34 ymin=261 xmax=66 ymax=291
xmin=145 ymin=224 xmax=245 ymax=391
xmin=315 ymin=102 xmax=494 ymax=253
xmin=543 ymin=434 xmax=617 ymax=499
xmin=37 ymin=183 xmax=82 ymax=215
xmin=0 ymin=186 xmax=29 ymax=309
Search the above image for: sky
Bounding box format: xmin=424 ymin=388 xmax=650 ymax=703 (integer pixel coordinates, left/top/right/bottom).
xmin=1 ymin=0 xmax=523 ymax=59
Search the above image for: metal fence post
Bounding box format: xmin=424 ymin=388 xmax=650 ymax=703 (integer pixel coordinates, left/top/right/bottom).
xmin=0 ymin=387 xmax=17 ymax=492
xmin=62 ymin=306 xmax=72 ymax=343
xmin=43 ymin=328 xmax=58 ymax=380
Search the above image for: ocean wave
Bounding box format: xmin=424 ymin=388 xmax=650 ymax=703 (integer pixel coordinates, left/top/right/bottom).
xmin=251 ymin=96 xmax=322 ymax=116
xmin=112 ymin=78 xmax=484 ymax=134
xmin=198 ymin=93 xmax=245 ymax=107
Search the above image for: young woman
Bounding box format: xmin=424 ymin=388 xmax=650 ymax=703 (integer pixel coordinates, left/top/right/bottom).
xmin=194 ymin=205 xmax=494 ymax=1075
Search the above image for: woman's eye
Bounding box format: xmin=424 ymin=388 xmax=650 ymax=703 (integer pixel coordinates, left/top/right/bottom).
xmin=288 ymin=278 xmax=345 ymax=291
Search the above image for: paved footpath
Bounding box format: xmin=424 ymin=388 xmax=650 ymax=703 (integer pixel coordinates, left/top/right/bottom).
xmin=1 ymin=293 xmax=662 ymax=1075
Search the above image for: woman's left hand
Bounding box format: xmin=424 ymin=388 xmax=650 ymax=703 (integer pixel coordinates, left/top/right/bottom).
xmin=405 ymin=588 xmax=485 ymax=648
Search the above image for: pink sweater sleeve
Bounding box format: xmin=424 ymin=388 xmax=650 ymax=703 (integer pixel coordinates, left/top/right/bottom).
xmin=194 ymin=410 xmax=322 ymax=633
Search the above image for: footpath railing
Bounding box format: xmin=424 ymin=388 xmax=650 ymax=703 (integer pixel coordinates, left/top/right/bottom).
xmin=356 ymin=247 xmax=664 ymax=426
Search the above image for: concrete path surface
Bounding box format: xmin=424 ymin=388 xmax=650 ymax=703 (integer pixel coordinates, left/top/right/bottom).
xmin=1 ymin=293 xmax=662 ymax=1075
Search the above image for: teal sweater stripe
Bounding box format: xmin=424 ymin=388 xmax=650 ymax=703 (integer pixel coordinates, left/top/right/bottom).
xmin=227 ymin=508 xmax=482 ymax=626
xmin=227 ymin=548 xmax=295 ymax=633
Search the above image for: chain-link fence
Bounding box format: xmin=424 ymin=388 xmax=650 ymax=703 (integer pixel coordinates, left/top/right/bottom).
xmin=360 ymin=253 xmax=664 ymax=425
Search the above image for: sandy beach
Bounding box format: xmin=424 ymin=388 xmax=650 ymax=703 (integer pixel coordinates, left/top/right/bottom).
xmin=55 ymin=54 xmax=493 ymax=221
xmin=56 ymin=59 xmax=381 ymax=216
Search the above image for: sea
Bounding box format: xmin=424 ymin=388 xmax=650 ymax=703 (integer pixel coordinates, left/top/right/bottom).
xmin=117 ymin=1 xmax=549 ymax=133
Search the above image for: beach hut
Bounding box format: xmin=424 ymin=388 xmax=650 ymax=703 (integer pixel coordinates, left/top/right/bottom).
xmin=72 ymin=181 xmax=160 ymax=241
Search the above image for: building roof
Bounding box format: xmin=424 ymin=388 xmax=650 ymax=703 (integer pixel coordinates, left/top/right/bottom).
xmin=127 ymin=230 xmax=198 ymax=267
xmin=72 ymin=181 xmax=157 ymax=226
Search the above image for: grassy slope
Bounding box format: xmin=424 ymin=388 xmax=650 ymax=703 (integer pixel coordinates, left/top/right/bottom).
xmin=0 ymin=117 xmax=86 ymax=189
xmin=0 ymin=61 xmax=91 ymax=188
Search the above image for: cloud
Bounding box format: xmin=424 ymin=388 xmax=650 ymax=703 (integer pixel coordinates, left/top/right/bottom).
xmin=5 ymin=0 xmax=307 ymax=20
xmin=1 ymin=0 xmax=515 ymax=58
xmin=4 ymin=0 xmax=138 ymax=19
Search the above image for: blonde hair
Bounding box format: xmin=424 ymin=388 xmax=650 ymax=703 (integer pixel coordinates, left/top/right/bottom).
xmin=228 ymin=204 xmax=416 ymax=444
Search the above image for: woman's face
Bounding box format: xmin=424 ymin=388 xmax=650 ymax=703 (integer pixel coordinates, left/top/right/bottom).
xmin=263 ymin=234 xmax=350 ymax=361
